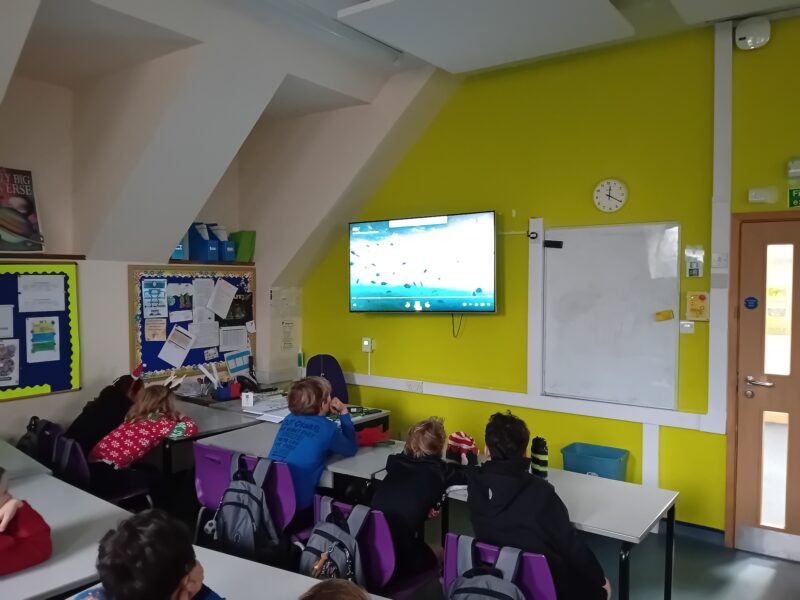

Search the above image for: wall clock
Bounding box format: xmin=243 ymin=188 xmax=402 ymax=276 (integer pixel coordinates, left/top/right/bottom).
xmin=593 ymin=178 xmax=628 ymax=212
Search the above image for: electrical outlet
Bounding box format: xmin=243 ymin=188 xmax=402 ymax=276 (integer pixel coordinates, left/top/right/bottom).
xmin=711 ymin=253 xmax=728 ymax=269
xmin=361 ymin=337 xmax=373 ymax=353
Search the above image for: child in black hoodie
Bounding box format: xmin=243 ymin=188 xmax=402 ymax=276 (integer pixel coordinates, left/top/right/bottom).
xmin=464 ymin=412 xmax=611 ymax=600
xmin=371 ymin=417 xmax=456 ymax=581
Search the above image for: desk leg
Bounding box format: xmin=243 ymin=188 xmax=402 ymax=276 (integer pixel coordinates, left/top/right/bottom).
xmin=619 ymin=541 xmax=632 ymax=600
xmin=665 ymin=505 xmax=675 ymax=600
xmin=441 ymin=497 xmax=450 ymax=547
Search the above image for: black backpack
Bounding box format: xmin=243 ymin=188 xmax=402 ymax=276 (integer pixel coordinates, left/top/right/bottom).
xmin=16 ymin=416 xmax=64 ymax=466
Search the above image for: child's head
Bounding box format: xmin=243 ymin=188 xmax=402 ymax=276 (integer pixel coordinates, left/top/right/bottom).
xmin=287 ymin=377 xmax=327 ymax=416
xmin=404 ymin=417 xmax=446 ymax=458
xmin=96 ymin=509 xmax=203 ymax=600
xmin=299 ymin=579 xmax=369 ymax=600
xmin=307 ymin=376 xmax=333 ymax=412
xmin=485 ymin=411 xmax=530 ymax=460
xmin=125 ymin=385 xmax=177 ymax=422
xmin=112 ymin=374 xmax=144 ymax=401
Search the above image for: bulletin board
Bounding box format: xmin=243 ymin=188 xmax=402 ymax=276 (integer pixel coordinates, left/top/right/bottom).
xmin=0 ymin=262 xmax=81 ymax=402
xmin=128 ymin=265 xmax=256 ymax=379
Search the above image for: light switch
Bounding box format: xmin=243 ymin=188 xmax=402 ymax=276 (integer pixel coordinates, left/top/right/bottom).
xmin=680 ymin=321 xmax=695 ymax=334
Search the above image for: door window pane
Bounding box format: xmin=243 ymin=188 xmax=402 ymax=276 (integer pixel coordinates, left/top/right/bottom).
xmin=764 ymin=244 xmax=793 ymax=375
xmin=760 ymin=411 xmax=789 ymax=529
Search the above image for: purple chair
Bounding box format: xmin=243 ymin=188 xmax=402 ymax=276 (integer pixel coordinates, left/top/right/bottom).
xmin=52 ymin=436 xmax=153 ymax=507
xmin=443 ymin=533 xmax=557 ymax=600
xmin=192 ymin=443 xmax=297 ymax=542
xmin=312 ymin=495 xmax=439 ymax=599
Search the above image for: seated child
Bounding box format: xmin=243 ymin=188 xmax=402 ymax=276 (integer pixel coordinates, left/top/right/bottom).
xmin=463 ymin=412 xmax=610 ymax=600
xmin=299 ymin=579 xmax=369 ymax=600
xmin=268 ymin=377 xmax=357 ymax=511
xmin=75 ymin=509 xmax=223 ymax=600
xmin=0 ymin=466 xmax=52 ymax=576
xmin=66 ymin=369 xmax=144 ymax=455
xmin=371 ymin=417 xmax=455 ymax=579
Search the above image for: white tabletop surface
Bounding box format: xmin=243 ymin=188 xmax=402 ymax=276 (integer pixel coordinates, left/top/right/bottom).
xmin=0 ymin=439 xmax=51 ymax=480
xmin=1 ymin=474 xmax=130 ymax=600
xmin=175 ymin=399 xmax=260 ymax=439
xmin=325 ymin=440 xmax=403 ymax=478
xmin=448 ymin=467 xmax=678 ymax=544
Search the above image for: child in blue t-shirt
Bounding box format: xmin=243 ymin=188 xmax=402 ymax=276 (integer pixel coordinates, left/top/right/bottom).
xmin=268 ymin=377 xmax=358 ymax=511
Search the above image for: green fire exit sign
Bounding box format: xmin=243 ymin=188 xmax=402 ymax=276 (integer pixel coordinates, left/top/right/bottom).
xmin=790 ymin=188 xmax=800 ymax=208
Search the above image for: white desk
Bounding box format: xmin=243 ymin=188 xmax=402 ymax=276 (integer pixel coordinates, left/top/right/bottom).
xmin=326 ymin=440 xmax=403 ymax=479
xmin=0 ymin=439 xmax=51 ymax=480
xmin=1 ymin=474 xmax=130 ymax=600
xmin=446 ymin=468 xmax=679 ymax=600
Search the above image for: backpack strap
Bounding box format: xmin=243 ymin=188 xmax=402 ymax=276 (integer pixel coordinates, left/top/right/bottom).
xmin=319 ymin=496 xmax=334 ymax=522
xmin=346 ymin=504 xmax=370 ymax=539
xmin=230 ymin=452 xmax=244 ymax=478
xmin=252 ymin=458 xmax=272 ymax=489
xmin=494 ymin=546 xmax=522 ymax=582
xmin=58 ymin=438 xmax=75 ymax=474
xmin=456 ymin=535 xmax=476 ymax=577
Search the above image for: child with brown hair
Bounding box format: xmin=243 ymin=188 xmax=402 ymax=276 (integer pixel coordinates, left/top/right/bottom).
xmin=370 ymin=417 xmax=458 ymax=580
xmin=268 ymin=377 xmax=357 ymax=511
xmin=299 ymin=579 xmax=369 ymax=600
xmin=89 ymin=384 xmax=197 ymax=469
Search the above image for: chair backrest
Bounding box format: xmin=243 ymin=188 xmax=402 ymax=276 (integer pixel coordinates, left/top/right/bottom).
xmin=312 ymin=494 xmax=395 ymax=590
xmin=192 ymin=443 xmax=296 ymax=533
xmin=52 ymin=436 xmax=91 ymax=489
xmin=305 ymin=354 xmax=348 ymax=404
xmin=443 ymin=533 xmax=557 ymax=600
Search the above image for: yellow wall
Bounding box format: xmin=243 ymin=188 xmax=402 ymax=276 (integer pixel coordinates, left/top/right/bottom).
xmin=732 ymin=17 xmax=800 ymax=213
xmin=303 ymin=28 xmax=725 ymax=527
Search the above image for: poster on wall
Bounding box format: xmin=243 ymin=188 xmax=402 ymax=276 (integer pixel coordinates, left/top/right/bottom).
xmin=0 ymin=167 xmax=44 ymax=252
xmin=25 ymin=316 xmax=60 ymax=363
xmin=0 ymin=339 xmax=19 ymax=387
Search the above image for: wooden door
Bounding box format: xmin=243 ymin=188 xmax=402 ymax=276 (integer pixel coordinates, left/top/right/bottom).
xmin=735 ymin=220 xmax=800 ymax=559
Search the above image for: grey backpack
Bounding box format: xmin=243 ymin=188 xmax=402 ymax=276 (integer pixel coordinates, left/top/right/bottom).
xmin=210 ymin=453 xmax=279 ymax=562
xmin=298 ymin=496 xmax=370 ymax=586
xmin=448 ymin=535 xmax=526 ymax=600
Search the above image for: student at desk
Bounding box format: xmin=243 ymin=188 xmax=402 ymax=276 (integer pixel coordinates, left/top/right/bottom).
xmin=268 ymin=377 xmax=357 ymax=513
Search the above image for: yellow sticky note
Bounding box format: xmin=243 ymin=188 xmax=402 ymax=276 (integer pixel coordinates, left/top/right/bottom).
xmin=654 ymin=310 xmax=675 ymax=322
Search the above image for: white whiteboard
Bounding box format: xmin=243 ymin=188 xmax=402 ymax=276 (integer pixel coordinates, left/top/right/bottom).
xmin=543 ymin=223 xmax=680 ymax=409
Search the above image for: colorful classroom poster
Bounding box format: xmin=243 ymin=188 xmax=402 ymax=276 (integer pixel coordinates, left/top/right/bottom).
xmin=0 ymin=339 xmax=19 ymax=387
xmin=25 ymin=316 xmax=59 ymax=363
xmin=142 ymin=279 xmax=168 ymax=318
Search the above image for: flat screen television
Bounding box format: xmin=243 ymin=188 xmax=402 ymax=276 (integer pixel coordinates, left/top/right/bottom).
xmin=349 ymin=211 xmax=496 ymax=313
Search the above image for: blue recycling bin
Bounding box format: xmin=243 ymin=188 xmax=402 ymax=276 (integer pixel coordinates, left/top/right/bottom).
xmin=561 ymin=442 xmax=629 ymax=481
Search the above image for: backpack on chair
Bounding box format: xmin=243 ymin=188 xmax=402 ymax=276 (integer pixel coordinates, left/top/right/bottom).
xmin=207 ymin=453 xmax=280 ymax=563
xmin=298 ymin=497 xmax=369 ymax=586
xmin=448 ymin=535 xmax=526 ymax=600
xmin=16 ymin=416 xmax=63 ymax=467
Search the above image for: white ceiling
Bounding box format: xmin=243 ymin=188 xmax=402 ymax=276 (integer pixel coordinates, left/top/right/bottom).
xmin=13 ymin=0 xmax=196 ymax=88
xmin=263 ymin=74 xmax=366 ymax=119
xmin=670 ymin=0 xmax=800 ymax=24
xmin=338 ymin=0 xmax=636 ymax=73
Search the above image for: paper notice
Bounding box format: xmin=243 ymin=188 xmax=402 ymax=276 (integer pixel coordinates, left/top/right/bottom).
xmin=26 ymin=316 xmax=60 ymax=363
xmin=281 ymin=320 xmax=295 ymax=351
xmin=0 ymin=305 xmax=13 ymax=338
xmin=193 ymin=278 xmax=214 ymax=310
xmin=219 ymin=325 xmax=248 ymax=352
xmin=257 ymin=408 xmax=291 ymax=423
xmin=157 ymin=325 xmax=195 ymax=368
xmin=189 ymin=321 xmax=220 ymax=349
xmin=245 ymin=320 xmax=256 ymax=334
xmin=18 ymin=275 xmax=65 ymax=313
xmin=142 ymin=279 xmax=168 ymax=318
xmin=204 ymin=347 xmax=219 ymax=361
xmin=207 ymin=279 xmax=237 ymax=319
xmin=192 ymin=307 xmax=215 ymax=323
xmin=0 ymin=339 xmax=19 ymax=387
xmin=144 ymin=318 xmax=167 ymax=341
xmin=169 ymin=310 xmax=193 ymax=323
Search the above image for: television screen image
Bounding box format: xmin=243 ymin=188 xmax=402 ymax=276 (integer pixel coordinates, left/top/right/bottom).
xmin=349 ymin=211 xmax=496 ymax=313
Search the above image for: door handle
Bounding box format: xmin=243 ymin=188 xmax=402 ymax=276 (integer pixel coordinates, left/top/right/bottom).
xmin=746 ymin=375 xmax=775 ymax=388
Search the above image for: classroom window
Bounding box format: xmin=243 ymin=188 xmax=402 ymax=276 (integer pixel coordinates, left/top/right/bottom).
xmin=764 ymin=244 xmax=793 ymax=376
xmin=760 ymin=411 xmax=789 ymax=529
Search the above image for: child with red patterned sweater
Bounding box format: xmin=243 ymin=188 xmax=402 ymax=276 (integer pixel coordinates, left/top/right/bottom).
xmin=89 ymin=385 xmax=197 ymax=469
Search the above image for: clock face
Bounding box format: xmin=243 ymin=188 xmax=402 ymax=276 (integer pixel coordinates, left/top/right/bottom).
xmin=593 ymin=179 xmax=628 ymax=213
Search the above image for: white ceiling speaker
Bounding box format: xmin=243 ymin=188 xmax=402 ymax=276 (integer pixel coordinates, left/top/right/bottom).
xmin=735 ymin=16 xmax=771 ymax=50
